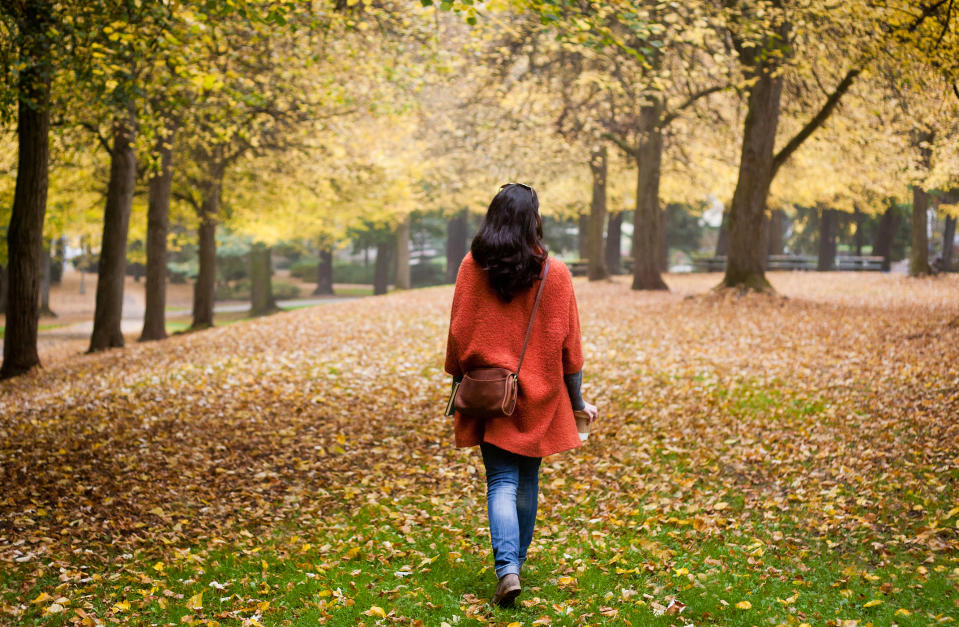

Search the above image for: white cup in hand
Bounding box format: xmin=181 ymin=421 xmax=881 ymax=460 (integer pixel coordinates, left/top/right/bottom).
xmin=573 ymin=402 xmax=598 ymax=441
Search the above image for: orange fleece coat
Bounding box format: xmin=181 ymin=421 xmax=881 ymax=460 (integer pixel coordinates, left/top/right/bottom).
xmin=444 ymin=252 xmax=584 ymax=458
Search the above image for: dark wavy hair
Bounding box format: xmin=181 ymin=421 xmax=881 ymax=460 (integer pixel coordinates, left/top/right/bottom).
xmin=470 ymin=184 xmax=549 ymax=302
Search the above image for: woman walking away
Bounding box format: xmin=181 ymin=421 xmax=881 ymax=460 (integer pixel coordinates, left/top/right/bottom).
xmin=444 ymin=183 xmax=598 ymax=607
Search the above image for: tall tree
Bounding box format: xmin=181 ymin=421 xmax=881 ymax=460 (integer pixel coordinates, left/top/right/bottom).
xmin=88 ymin=109 xmax=136 ymax=351
xmin=719 ymin=0 xmax=954 ymax=291
xmin=139 ymin=122 xmax=175 ymax=341
xmin=587 ymin=145 xmax=608 ymax=280
xmin=0 ymin=0 xmax=54 ymax=378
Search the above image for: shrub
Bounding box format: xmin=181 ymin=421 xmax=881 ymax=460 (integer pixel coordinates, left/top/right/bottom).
xmin=290 ymin=258 xmax=318 ymax=280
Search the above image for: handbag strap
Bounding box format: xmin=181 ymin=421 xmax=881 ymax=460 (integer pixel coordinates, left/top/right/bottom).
xmin=515 ymin=258 xmax=550 ymax=378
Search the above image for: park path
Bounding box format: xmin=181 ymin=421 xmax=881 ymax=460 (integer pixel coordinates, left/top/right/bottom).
xmin=0 ymin=266 xmax=358 ymax=355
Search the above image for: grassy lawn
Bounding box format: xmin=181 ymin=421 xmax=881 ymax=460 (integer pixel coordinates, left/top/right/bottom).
xmin=1 ymin=274 xmax=957 ymax=625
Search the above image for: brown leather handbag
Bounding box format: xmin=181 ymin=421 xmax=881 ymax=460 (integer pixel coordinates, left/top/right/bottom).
xmin=453 ymin=259 xmax=550 ymax=419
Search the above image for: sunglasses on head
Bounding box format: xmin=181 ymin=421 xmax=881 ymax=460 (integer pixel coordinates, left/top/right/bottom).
xmin=500 ymin=182 xmax=535 ymax=201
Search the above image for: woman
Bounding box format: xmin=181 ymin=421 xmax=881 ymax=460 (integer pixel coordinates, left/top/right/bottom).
xmin=444 ymin=183 xmax=598 ymax=607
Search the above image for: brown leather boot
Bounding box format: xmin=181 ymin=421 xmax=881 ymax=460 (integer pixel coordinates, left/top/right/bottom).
xmin=491 ymin=573 xmax=521 ymax=607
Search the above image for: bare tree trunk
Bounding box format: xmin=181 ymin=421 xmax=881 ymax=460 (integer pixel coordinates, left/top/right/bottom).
xmin=588 ymin=145 xmax=608 ymax=281
xmin=943 ymin=215 xmax=956 ymax=271
xmin=853 ymin=206 xmax=864 ymax=256
xmin=910 ymin=187 xmax=931 ymax=277
xmin=373 ymin=239 xmax=391 ymax=296
xmin=715 ymin=210 xmax=729 ymax=256
xmin=631 ymin=104 xmax=668 ymax=291
xmin=0 ymin=265 xmax=7 ymax=315
xmin=874 ymin=204 xmax=899 ymax=272
xmin=578 ymin=213 xmax=589 ymax=260
xmin=1 ymin=2 xmax=52 ymax=379
xmin=721 ymin=69 xmax=782 ymax=291
xmin=605 ymin=211 xmax=623 ymax=274
xmin=313 ymin=245 xmax=334 ymax=295
xmin=445 ymin=209 xmax=468 ymax=283
xmin=767 ymin=209 xmax=784 ymax=256
xmin=89 ymin=114 xmax=136 ymax=352
xmin=249 ymin=242 xmax=277 ymax=316
xmin=910 ymin=132 xmax=933 ymax=277
xmin=140 ymin=125 xmax=174 ymax=342
xmin=817 ymin=207 xmax=838 ymax=271
xmin=50 ymin=236 xmax=64 ymax=284
xmin=395 ymin=215 xmax=411 ymax=289
xmin=39 ymin=241 xmax=55 ymax=317
xmin=192 ymin=183 xmax=220 ymax=330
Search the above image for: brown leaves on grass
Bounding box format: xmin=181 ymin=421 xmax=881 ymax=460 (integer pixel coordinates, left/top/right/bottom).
xmin=1 ymin=272 xmax=958 ymax=622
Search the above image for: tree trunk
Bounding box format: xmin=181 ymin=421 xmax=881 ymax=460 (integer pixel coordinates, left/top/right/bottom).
xmin=910 ymin=132 xmax=933 ymax=277
xmin=139 ymin=125 xmax=174 ymax=342
xmin=0 ymin=265 xmax=7 ymax=315
xmin=605 ymin=211 xmax=623 ymax=274
xmin=715 ymin=210 xmax=729 ymax=256
xmin=578 ymin=213 xmax=589 ymax=260
xmin=942 ymin=215 xmax=956 ymax=271
xmin=313 ymin=245 xmax=334 ymax=295
xmin=445 ymin=209 xmax=468 ymax=283
xmin=39 ymin=241 xmax=55 ymax=317
xmin=853 ymin=206 xmax=864 ymax=256
xmin=767 ymin=209 xmax=784 ymax=256
xmin=1 ymin=3 xmax=52 ymax=379
xmin=721 ymin=69 xmax=782 ymax=291
xmin=817 ymin=207 xmax=838 ymax=271
xmin=373 ymin=239 xmax=392 ymax=296
xmin=192 ymin=183 xmax=220 ymax=330
xmin=910 ymin=185 xmax=930 ymax=276
xmin=874 ymin=204 xmax=899 ymax=271
xmin=588 ymin=145 xmax=609 ymax=281
xmin=50 ymin=236 xmax=64 ymax=284
xmin=249 ymin=242 xmax=277 ymax=316
xmin=395 ymin=215 xmax=411 ymax=289
xmin=631 ymin=104 xmax=668 ymax=291
xmin=89 ymin=114 xmax=136 ymax=353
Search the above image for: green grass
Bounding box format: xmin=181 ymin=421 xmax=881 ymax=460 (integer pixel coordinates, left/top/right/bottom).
xmin=6 ymin=491 xmax=955 ymax=625
xmin=2 ymin=367 xmax=956 ymax=624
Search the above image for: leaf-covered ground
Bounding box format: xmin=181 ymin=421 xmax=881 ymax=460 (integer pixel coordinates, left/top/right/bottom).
xmin=1 ymin=273 xmax=957 ymax=626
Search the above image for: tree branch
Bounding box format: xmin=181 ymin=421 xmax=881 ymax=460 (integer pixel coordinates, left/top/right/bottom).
xmin=770 ymin=67 xmax=860 ymax=179
xmin=603 ymin=132 xmax=638 ymax=159
xmin=80 ymin=121 xmax=113 ymax=154
xmin=661 ymin=84 xmax=726 ymax=126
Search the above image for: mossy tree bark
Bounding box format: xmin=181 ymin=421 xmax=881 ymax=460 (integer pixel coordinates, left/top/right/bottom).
xmin=89 ymin=114 xmax=137 ymax=352
xmin=587 ymin=145 xmax=609 ymax=281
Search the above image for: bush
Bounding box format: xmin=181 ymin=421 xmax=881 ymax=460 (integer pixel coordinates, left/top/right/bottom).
xmin=290 ymin=258 xmax=318 ymax=280
xmin=273 ymin=281 xmax=302 ymax=299
xmin=411 ymin=259 xmax=446 ymax=287
xmin=333 ymin=261 xmax=377 ymax=284
xmin=215 ymin=279 xmax=302 ymax=301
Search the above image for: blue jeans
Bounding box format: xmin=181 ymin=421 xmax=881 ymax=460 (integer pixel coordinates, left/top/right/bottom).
xmin=480 ymin=442 xmax=542 ymax=579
